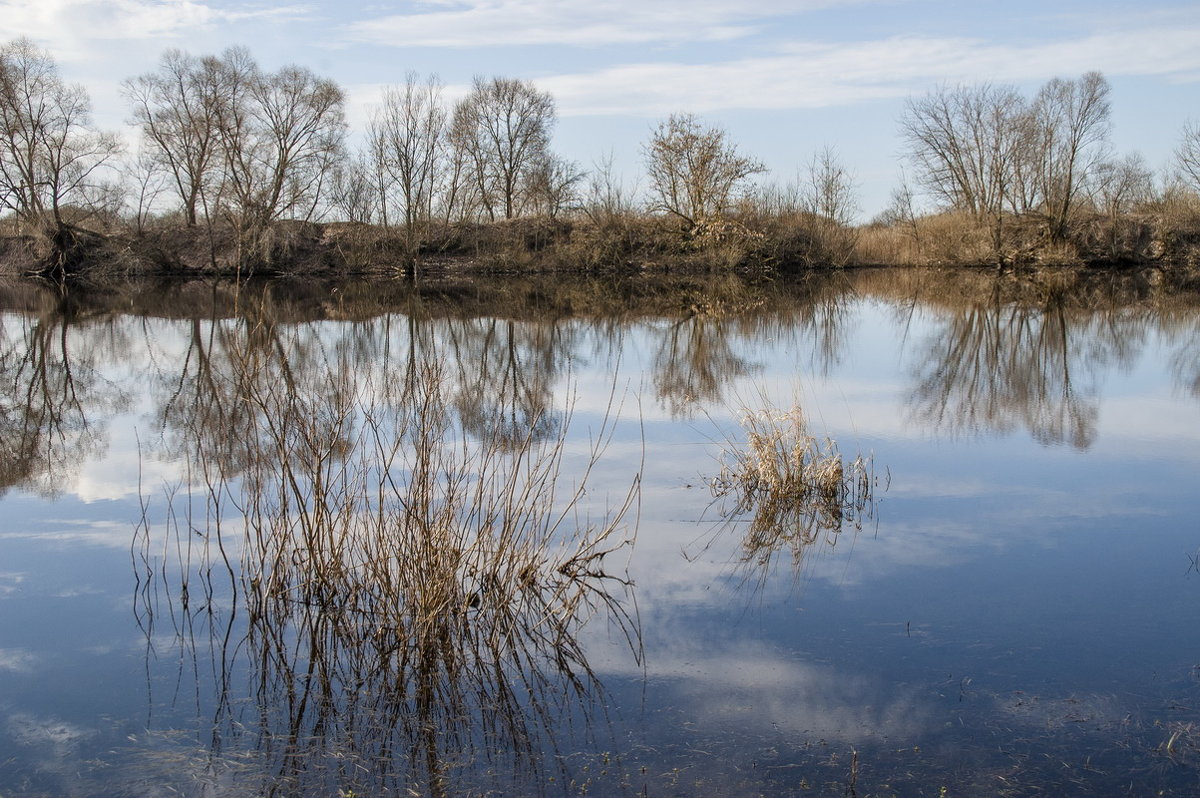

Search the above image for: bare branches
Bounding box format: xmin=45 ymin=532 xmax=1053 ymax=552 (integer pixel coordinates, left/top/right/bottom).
xmin=1031 ymin=71 xmax=1111 ymax=239
xmin=451 ymin=77 xmax=555 ymax=221
xmin=1180 ymin=120 xmax=1200 ymax=193
xmin=0 ymin=37 xmax=121 ymax=235
xmin=369 ymin=72 xmax=447 ymax=237
xmin=900 ymin=82 xmax=1025 ymax=223
xmin=218 ymin=54 xmax=346 ymax=230
xmin=123 ymin=46 xmax=346 ymax=264
xmin=643 ymin=113 xmax=765 ymax=226
xmin=901 ymin=73 xmax=1113 ymax=249
xmin=123 ymin=50 xmax=222 ymax=226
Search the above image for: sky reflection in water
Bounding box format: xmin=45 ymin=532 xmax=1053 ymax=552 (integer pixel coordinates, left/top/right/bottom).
xmin=0 ymin=269 xmax=1199 ymax=795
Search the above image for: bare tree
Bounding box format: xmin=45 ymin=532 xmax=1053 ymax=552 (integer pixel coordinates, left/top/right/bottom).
xmin=902 ymin=73 xmax=1112 ymax=250
xmin=523 ymin=153 xmax=583 ymax=220
xmin=440 ymin=125 xmax=476 ymax=223
xmin=1179 ymin=120 xmax=1200 ymax=193
xmin=123 ymin=49 xmax=223 ymax=226
xmin=1093 ymin=152 xmax=1153 ymax=217
xmin=207 ymin=48 xmax=346 ymax=261
xmin=583 ymin=151 xmax=637 ymax=223
xmin=802 ymin=146 xmax=858 ymax=225
xmin=801 ymin=146 xmax=859 ymax=264
xmin=643 ymin=113 xmax=765 ymax=226
xmin=451 ymin=77 xmax=555 ymax=220
xmin=0 ymin=37 xmax=121 ymax=236
xmin=369 ymin=73 xmax=447 ymax=247
xmin=1029 ymin=71 xmax=1111 ymax=240
xmin=900 ymin=82 xmax=1026 ymax=250
xmin=124 ymin=148 xmax=169 ymax=233
xmin=328 ymin=153 xmax=376 ymax=225
xmin=1090 ymin=151 xmax=1154 ymax=258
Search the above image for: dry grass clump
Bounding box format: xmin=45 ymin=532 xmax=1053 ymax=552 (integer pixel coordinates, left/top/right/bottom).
xmin=710 ymin=402 xmax=876 ymax=572
xmin=914 ymin=212 xmax=998 ymax=265
xmin=853 ymin=213 xmax=998 ymax=267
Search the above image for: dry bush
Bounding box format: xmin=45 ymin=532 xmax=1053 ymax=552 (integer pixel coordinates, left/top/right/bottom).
xmin=855 ymin=223 xmax=923 ymax=266
xmin=912 ymin=212 xmax=998 ymax=265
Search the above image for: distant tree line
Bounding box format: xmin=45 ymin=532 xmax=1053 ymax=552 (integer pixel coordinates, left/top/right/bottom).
xmin=2 ymin=35 xmax=1199 ymax=273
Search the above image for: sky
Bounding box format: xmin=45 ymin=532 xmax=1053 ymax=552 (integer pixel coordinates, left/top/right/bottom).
xmin=1 ymin=0 xmax=1198 ymax=218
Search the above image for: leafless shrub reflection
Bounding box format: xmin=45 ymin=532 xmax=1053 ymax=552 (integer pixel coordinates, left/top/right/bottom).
xmin=133 ymin=353 xmax=640 ymax=797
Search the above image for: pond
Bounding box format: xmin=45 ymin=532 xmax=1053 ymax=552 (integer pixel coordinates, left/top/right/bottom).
xmin=1 ymin=267 xmax=1199 ymax=796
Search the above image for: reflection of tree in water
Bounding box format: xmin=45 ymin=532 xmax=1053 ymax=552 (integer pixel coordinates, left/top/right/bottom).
xmin=651 ymin=277 xmax=855 ymax=419
xmin=653 ymin=314 xmax=757 ymax=418
xmin=0 ymin=303 xmax=129 ymax=495
xmin=444 ymin=317 xmax=569 ymax=447
xmin=134 ymin=359 xmax=639 ymax=797
xmin=906 ymin=295 xmax=1145 ymax=449
xmin=1166 ymin=315 xmax=1200 ymax=400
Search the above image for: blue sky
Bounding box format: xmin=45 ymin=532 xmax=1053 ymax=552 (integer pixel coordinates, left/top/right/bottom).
xmin=2 ymin=0 xmax=1198 ymax=217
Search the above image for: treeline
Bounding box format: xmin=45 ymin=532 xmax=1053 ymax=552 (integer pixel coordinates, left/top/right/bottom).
xmin=1 ymin=36 xmax=1199 ymax=276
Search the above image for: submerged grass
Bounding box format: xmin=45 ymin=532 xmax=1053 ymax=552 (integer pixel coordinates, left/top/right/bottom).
xmin=709 ymin=401 xmax=877 ymax=575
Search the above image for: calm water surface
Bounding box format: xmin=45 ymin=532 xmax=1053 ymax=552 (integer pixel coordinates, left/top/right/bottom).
xmin=1 ymin=268 xmax=1199 ymax=796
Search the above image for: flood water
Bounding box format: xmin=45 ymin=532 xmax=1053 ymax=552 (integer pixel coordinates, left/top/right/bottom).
xmin=1 ymin=267 xmax=1199 ymax=796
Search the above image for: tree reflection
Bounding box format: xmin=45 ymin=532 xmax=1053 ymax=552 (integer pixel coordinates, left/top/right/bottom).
xmin=653 ymin=314 xmax=757 ymax=418
xmin=1167 ymin=315 xmax=1200 ymax=400
xmin=4 ymin=268 xmax=1200 ymax=500
xmin=444 ymin=317 xmax=568 ymax=448
xmin=649 ymin=275 xmax=854 ymax=419
xmin=134 ymin=353 xmax=639 ymax=797
xmin=903 ymin=277 xmax=1146 ymax=449
xmin=0 ymin=296 xmax=128 ymax=495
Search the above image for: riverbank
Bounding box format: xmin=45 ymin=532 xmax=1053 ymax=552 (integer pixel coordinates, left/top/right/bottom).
xmin=3 ymin=208 xmax=1200 ymax=278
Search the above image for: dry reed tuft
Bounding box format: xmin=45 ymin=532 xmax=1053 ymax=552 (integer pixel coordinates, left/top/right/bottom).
xmin=710 ymin=402 xmax=876 ymax=572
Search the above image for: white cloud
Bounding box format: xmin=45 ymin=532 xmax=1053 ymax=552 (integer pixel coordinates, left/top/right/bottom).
xmin=0 ymin=649 xmax=36 ymax=673
xmin=0 ymin=0 xmax=307 ymax=61
xmin=341 ymin=0 xmax=858 ymax=48
xmin=6 ymin=712 xmax=93 ymax=747
xmin=533 ymin=26 xmax=1200 ymax=116
xmin=589 ymin=633 xmax=933 ymax=742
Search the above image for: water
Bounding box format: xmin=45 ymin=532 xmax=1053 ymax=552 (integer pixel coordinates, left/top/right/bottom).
xmin=1 ymin=268 xmax=1199 ymax=796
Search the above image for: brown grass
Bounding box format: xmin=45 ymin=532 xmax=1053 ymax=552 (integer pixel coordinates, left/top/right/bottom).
xmin=709 ymin=400 xmax=877 ymax=575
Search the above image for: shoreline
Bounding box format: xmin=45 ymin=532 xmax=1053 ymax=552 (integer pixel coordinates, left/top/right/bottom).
xmin=2 ymin=212 xmax=1198 ymax=279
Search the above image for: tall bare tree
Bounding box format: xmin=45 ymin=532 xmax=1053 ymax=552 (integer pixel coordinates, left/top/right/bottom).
xmin=1179 ymin=120 xmax=1200 ymax=193
xmin=1029 ymin=71 xmax=1111 ymax=240
xmin=451 ymin=77 xmax=554 ymax=220
xmin=901 ymin=82 xmax=1026 ymax=251
xmin=801 ymin=146 xmax=859 ymax=265
xmin=328 ymin=153 xmax=376 ymax=225
xmin=123 ymin=50 xmax=223 ymax=226
xmin=205 ymin=48 xmax=345 ymax=262
xmin=0 ymin=37 xmax=121 ymax=236
xmin=523 ymin=152 xmax=583 ymax=220
xmin=643 ymin=113 xmax=765 ymax=226
xmin=1093 ymin=152 xmax=1153 ymax=217
xmin=369 ymin=73 xmax=446 ymax=247
xmin=901 ymin=73 xmax=1112 ymax=251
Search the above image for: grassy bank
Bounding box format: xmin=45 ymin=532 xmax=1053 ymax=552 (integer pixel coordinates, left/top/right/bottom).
xmin=3 ymin=202 xmax=1200 ymax=278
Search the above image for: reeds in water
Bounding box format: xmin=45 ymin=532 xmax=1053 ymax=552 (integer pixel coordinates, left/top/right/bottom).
xmin=710 ymin=402 xmax=876 ymax=573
